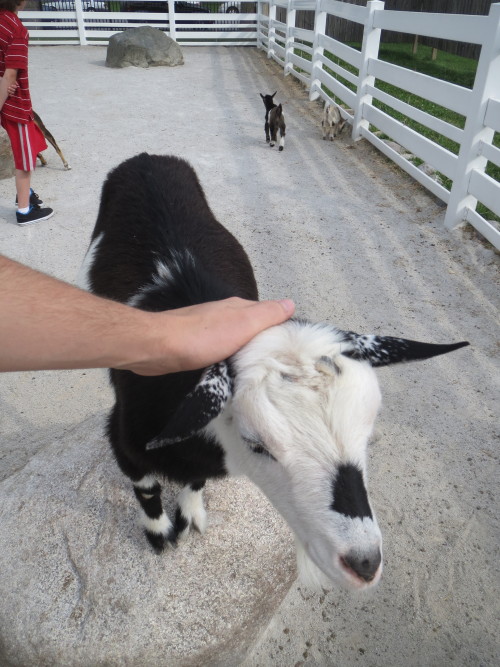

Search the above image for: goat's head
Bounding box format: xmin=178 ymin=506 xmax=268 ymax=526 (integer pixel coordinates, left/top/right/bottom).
xmin=324 ymin=104 xmax=347 ymax=138
xmin=147 ymin=320 xmax=468 ymax=590
xmin=260 ymin=91 xmax=277 ymax=112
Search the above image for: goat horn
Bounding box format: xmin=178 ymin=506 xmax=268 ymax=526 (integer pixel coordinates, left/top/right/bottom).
xmin=341 ymin=333 xmax=469 ymax=367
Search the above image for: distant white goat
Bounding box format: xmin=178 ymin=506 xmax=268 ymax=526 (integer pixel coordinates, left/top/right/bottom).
xmin=322 ymin=102 xmax=347 ymax=141
xmin=81 ymin=153 xmax=468 ymax=590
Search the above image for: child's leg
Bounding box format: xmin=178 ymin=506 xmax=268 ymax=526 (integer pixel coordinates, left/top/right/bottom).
xmin=15 ymin=170 xmax=31 ymax=210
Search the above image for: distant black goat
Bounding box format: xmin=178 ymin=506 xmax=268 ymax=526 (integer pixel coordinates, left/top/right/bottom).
xmin=260 ymin=91 xmax=286 ymax=151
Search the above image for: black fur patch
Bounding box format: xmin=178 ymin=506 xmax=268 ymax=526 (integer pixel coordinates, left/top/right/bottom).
xmin=174 ymin=507 xmax=189 ymax=535
xmin=146 ymin=362 xmax=232 ymax=448
xmin=331 ymin=464 xmax=372 ymax=519
xmin=133 ymin=484 xmax=163 ymax=519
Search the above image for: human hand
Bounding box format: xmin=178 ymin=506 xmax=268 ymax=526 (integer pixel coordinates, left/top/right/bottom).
xmin=7 ymin=81 xmax=17 ymax=96
xmin=122 ymin=297 xmax=295 ymax=376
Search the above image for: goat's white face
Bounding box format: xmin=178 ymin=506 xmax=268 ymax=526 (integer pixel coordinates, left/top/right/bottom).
xmin=213 ymin=321 xmax=383 ymax=590
xmin=146 ymin=319 xmax=467 ymax=590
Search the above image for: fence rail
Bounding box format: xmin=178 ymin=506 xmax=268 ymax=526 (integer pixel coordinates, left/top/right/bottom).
xmin=20 ymin=0 xmax=500 ymax=248
xmin=22 ymin=0 xmax=259 ymax=45
xmin=259 ymin=0 xmax=500 ymax=249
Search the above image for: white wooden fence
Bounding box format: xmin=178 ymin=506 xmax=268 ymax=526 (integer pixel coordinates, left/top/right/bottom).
xmin=21 ymin=0 xmax=259 ymax=46
xmin=21 ymin=0 xmax=500 ymax=248
xmin=259 ymin=0 xmax=500 ymax=249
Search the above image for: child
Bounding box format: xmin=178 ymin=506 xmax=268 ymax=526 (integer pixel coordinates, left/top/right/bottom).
xmin=0 ymin=0 xmax=53 ymax=225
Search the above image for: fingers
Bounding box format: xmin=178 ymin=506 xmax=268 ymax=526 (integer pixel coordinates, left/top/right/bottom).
xmin=124 ymin=297 xmax=296 ymax=377
xmin=239 ymin=298 xmax=295 ymax=336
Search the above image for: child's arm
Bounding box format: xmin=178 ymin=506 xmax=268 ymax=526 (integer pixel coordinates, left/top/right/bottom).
xmin=0 ymin=68 xmax=18 ymax=110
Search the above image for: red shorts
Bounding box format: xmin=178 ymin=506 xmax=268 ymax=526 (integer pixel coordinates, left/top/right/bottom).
xmin=1 ymin=117 xmax=47 ymax=172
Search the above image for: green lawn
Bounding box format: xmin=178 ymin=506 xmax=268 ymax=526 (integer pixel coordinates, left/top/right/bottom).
xmin=295 ymin=41 xmax=499 ymax=221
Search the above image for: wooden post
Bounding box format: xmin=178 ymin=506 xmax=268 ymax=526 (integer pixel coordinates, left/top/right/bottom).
xmin=351 ymin=0 xmax=384 ymax=141
xmin=309 ymin=0 xmax=327 ymax=101
xmin=444 ymin=3 xmax=500 ymax=230
xmin=284 ymin=0 xmax=297 ymax=75
xmin=256 ymin=0 xmax=262 ymax=49
xmin=412 ymin=34 xmax=418 ymax=54
xmin=168 ymin=0 xmax=177 ymax=41
xmin=74 ymin=0 xmax=87 ymax=46
xmin=268 ymin=0 xmax=277 ymax=59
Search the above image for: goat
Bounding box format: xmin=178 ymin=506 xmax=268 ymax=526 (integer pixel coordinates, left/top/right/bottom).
xmin=322 ymin=103 xmax=346 ymax=141
xmin=260 ymin=91 xmax=286 ymax=151
xmin=81 ymin=152 xmax=468 ymax=590
xmin=33 ymin=110 xmax=71 ymax=170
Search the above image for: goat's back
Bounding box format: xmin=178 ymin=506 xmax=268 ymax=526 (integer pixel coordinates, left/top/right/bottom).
xmin=88 ymin=153 xmax=257 ymax=306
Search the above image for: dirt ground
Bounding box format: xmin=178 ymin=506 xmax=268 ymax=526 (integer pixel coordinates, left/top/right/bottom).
xmin=0 ymin=45 xmax=499 ymax=666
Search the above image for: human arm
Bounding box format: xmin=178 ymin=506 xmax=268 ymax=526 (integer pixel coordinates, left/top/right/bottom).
xmin=0 ymin=255 xmax=295 ymax=375
xmin=0 ymin=69 xmax=18 ymax=110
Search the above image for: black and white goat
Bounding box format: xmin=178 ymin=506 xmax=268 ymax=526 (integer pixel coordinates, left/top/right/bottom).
xmin=80 ymin=153 xmax=468 ymax=590
xmin=260 ymin=91 xmax=286 ymax=151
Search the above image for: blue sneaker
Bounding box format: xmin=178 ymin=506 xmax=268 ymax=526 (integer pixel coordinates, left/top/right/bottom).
xmin=15 ymin=188 xmax=44 ymax=207
xmin=16 ymin=205 xmax=54 ymax=226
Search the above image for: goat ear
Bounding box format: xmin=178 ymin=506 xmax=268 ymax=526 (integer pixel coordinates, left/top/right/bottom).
xmin=146 ymin=362 xmax=233 ymax=449
xmin=341 ymin=333 xmax=469 ymax=367
xmin=272 ymin=90 xmax=277 ymax=97
xmin=260 ymin=93 xmax=264 ymax=100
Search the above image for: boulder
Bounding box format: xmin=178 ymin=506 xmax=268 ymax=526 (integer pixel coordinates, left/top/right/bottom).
xmin=106 ymin=26 xmax=184 ymax=68
xmin=0 ymin=126 xmax=14 ymax=180
xmin=0 ymin=414 xmax=296 ymax=666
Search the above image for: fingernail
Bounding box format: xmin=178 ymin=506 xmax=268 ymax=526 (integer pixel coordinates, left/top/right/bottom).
xmin=278 ymin=299 xmax=295 ymax=315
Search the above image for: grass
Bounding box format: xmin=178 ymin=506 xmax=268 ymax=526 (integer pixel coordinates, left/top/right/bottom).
xmin=294 ymin=41 xmax=499 ymax=222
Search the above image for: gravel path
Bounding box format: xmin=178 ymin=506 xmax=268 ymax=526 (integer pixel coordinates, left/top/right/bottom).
xmin=0 ymin=45 xmax=498 ymax=666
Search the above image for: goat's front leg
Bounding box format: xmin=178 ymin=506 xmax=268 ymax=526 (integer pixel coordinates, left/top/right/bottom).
xmin=37 ymin=152 xmax=47 ymax=166
xmin=265 ymin=120 xmax=270 ymax=143
xmin=134 ymin=475 xmax=176 ymax=552
xmin=173 ymin=481 xmax=207 ymax=540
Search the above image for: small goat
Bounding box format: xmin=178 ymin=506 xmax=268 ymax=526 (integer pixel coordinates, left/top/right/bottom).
xmin=260 ymin=91 xmax=286 ymax=151
xmin=322 ymin=103 xmax=346 ymax=141
xmin=81 ymin=153 xmax=468 ymax=589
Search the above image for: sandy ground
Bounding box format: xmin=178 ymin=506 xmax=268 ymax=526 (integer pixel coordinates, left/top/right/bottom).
xmin=0 ymin=45 xmax=499 ymax=666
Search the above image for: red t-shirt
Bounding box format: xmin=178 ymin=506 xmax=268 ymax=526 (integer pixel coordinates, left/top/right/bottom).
xmin=0 ymin=10 xmax=32 ymax=124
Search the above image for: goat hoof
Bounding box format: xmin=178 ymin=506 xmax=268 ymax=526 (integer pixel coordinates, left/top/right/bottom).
xmin=145 ymin=530 xmax=168 ymax=553
xmin=65 ymin=164 xmax=72 ymax=170
xmin=279 ymin=146 xmax=284 ymax=152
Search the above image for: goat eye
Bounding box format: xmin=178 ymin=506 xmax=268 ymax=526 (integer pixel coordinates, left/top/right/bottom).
xmin=242 ymin=436 xmax=277 ymax=461
xmin=280 ymin=372 xmax=298 ymax=382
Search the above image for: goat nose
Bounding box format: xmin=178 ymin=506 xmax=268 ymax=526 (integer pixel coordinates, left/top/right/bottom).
xmin=343 ymin=548 xmax=382 ymax=582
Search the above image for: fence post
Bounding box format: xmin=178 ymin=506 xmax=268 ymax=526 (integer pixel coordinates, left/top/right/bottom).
xmin=309 ymin=0 xmax=326 ymax=101
xmin=74 ymin=0 xmax=87 ymax=46
xmin=267 ymin=0 xmax=277 ymax=59
xmin=444 ymin=3 xmax=500 ymax=230
xmin=351 ymin=0 xmax=384 ymax=141
xmin=284 ymin=0 xmax=296 ymax=75
xmin=257 ymin=0 xmax=262 ymax=49
xmin=168 ymin=0 xmax=177 ymax=41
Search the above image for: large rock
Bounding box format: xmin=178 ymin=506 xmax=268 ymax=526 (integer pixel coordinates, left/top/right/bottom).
xmin=106 ymin=26 xmax=184 ymax=68
xmin=0 ymin=126 xmax=14 ymax=180
xmin=0 ymin=414 xmax=295 ymax=666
